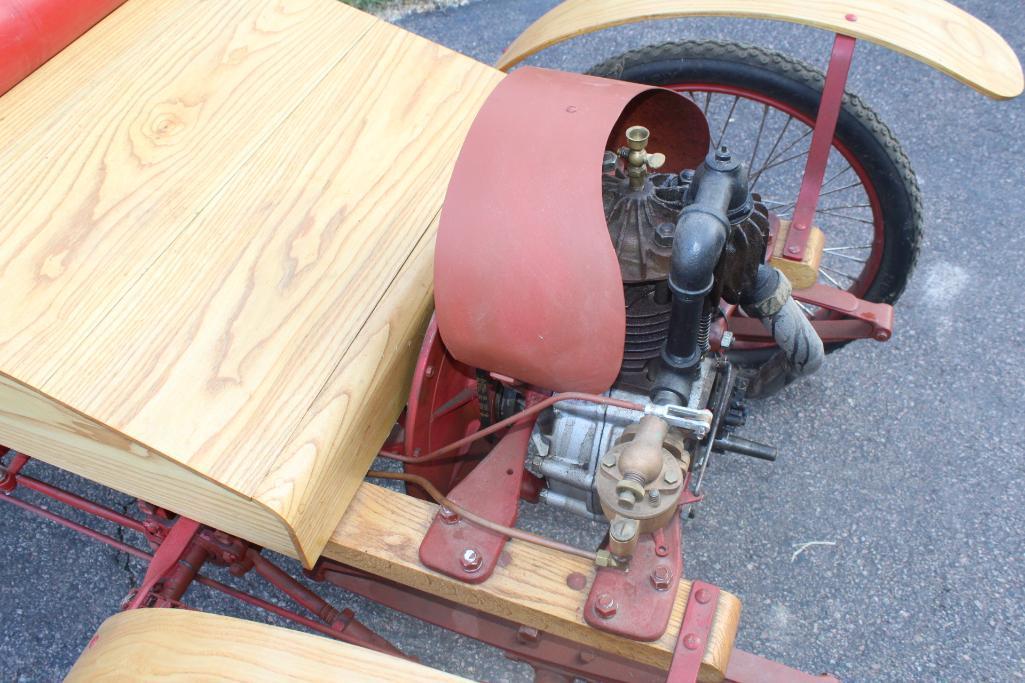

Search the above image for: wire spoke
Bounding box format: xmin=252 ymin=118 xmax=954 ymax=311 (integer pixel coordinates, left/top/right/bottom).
xmin=817 ymin=181 xmax=863 ymax=198
xmin=749 ymin=116 xmax=793 ymax=189
xmin=716 ymin=95 xmax=741 ymax=148
xmin=824 ymin=244 xmax=874 ymax=252
xmin=703 ymin=91 xmax=712 ymax=117
xmin=824 ymin=251 xmax=868 ymax=264
xmin=819 ymin=268 xmax=846 ymax=289
xmin=814 ymin=208 xmax=875 ymax=224
xmin=820 ymin=264 xmax=857 ymax=282
xmin=749 ymin=103 xmax=770 ymax=171
xmin=817 ymin=203 xmax=872 ymax=211
xmin=820 ymin=163 xmax=855 ymax=189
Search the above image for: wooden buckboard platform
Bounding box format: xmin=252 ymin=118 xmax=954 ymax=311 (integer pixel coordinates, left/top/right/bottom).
xmin=0 ymin=0 xmax=502 ymax=565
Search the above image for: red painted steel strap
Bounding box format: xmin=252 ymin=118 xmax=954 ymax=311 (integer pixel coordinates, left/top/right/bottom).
xmin=126 ymin=515 xmax=201 ymax=610
xmin=784 ymin=34 xmax=858 ymax=261
xmin=666 ymin=581 xmax=721 ymax=682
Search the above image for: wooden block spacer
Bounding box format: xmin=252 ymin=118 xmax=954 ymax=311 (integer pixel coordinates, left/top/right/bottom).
xmin=771 ymin=218 xmax=825 ymax=290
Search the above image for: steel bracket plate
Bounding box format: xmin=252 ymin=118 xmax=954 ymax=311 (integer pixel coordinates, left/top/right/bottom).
xmin=667 ymin=580 xmax=721 ymax=682
xmin=584 ymin=513 xmax=683 ymax=641
xmin=418 ymin=421 xmax=533 ymax=583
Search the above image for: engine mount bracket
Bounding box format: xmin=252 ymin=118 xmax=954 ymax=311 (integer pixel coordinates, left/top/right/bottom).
xmin=584 ymin=512 xmax=683 ymax=641
xmin=418 ymin=421 xmax=533 ymax=584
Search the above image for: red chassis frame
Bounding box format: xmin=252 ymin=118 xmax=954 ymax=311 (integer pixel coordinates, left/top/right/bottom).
xmin=0 ymin=449 xmax=836 ymax=683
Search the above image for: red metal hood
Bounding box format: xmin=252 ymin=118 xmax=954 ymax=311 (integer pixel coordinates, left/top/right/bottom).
xmin=435 ymin=66 xmax=709 ymax=394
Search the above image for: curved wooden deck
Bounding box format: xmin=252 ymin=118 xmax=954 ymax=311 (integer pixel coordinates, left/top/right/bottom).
xmin=0 ymin=0 xmax=502 ymax=565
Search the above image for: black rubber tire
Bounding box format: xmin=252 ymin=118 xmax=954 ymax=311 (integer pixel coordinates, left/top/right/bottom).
xmin=589 ymin=40 xmax=923 ymax=357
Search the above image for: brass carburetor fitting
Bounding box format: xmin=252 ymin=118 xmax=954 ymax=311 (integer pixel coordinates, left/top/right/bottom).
xmin=620 ymin=125 xmax=666 ymax=190
xmin=596 ymin=415 xmax=690 ymax=561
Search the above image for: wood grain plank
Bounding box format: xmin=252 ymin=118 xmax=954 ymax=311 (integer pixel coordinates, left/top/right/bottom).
xmin=0 ymin=373 xmax=295 ymax=555
xmin=325 ymin=483 xmax=741 ymax=677
xmin=0 ymin=0 xmax=191 ymax=146
xmin=0 ymin=0 xmax=377 ymax=389
xmin=67 ymin=609 xmax=470 ymax=682
xmin=496 ymin=0 xmax=1024 ymax=99
xmin=40 ymin=20 xmax=502 ymax=562
xmin=256 ymin=229 xmax=438 ymax=567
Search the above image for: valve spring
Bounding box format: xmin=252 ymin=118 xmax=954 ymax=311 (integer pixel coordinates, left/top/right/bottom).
xmin=697 ymin=310 xmax=712 ymax=351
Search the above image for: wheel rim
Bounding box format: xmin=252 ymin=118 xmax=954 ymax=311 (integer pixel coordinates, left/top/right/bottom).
xmin=666 ymin=83 xmax=887 ymax=310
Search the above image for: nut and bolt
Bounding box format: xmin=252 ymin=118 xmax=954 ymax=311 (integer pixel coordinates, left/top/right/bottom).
xmin=439 ymin=506 xmax=459 ymax=524
xmin=595 ymin=593 xmax=617 ymax=619
xmin=460 ymin=547 xmax=483 ymax=572
xmin=650 ymin=565 xmax=673 ymax=591
xmin=714 ymin=146 xmax=732 ymax=162
xmin=654 ymin=222 xmax=675 ymax=249
xmin=647 ymin=489 xmax=661 ymax=506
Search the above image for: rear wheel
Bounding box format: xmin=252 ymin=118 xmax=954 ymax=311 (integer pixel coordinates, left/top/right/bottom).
xmin=589 ymin=40 xmax=923 ymax=356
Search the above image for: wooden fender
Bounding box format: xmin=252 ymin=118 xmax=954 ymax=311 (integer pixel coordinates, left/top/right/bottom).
xmin=497 ymin=0 xmax=1024 ymax=100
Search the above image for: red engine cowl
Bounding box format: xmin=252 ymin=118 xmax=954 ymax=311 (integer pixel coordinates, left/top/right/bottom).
xmin=435 ymin=66 xmax=709 ymax=394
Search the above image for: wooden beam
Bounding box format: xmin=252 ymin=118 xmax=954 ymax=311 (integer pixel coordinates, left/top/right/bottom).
xmin=325 ymin=483 xmax=741 ymax=679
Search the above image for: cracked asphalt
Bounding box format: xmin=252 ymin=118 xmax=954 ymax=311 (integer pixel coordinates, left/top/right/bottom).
xmin=2 ymin=1 xmax=1023 ymax=681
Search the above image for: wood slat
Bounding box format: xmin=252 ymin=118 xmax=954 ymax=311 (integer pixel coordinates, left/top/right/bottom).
xmin=325 ymin=483 xmax=742 ymax=679
xmin=0 ymin=0 xmax=503 ymax=562
xmin=66 ymin=610 xmax=469 ymax=682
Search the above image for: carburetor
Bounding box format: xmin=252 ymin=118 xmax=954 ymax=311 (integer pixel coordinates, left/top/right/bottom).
xmin=595 ymin=415 xmax=689 ymax=560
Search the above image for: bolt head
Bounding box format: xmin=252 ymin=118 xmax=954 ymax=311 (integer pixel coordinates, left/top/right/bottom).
xmin=663 ymin=469 xmax=680 ymax=485
xmin=439 ymin=506 xmax=459 ymax=524
xmin=682 ymin=633 xmax=702 ymax=651
xmin=651 ymin=565 xmax=673 ymax=591
xmin=517 ymin=625 xmax=540 ymax=644
xmin=695 ymin=588 xmax=712 ymax=604
xmin=460 ymin=547 xmax=483 ymax=572
xmin=714 ymin=146 xmax=731 ymax=162
xmin=595 ymin=593 xmax=617 ymax=618
xmin=721 ymin=331 xmax=735 ymax=350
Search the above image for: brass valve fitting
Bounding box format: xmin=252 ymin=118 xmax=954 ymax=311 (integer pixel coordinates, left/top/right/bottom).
xmin=620 ymin=125 xmax=666 ymax=190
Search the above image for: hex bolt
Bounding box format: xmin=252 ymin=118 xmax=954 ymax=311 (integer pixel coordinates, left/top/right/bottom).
xmin=595 ymin=593 xmax=617 ymax=619
xmin=721 ymin=330 xmax=735 ymax=350
xmin=664 ymin=469 xmax=680 ymax=485
xmin=602 ymin=453 xmax=617 ymax=468
xmin=714 ymin=146 xmax=732 ymax=162
xmin=517 ymin=625 xmax=540 ymax=644
xmin=650 ymin=565 xmax=673 ymax=591
xmin=460 ymin=547 xmax=483 ymax=572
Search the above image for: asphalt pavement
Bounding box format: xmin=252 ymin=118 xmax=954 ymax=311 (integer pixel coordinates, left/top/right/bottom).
xmin=2 ymin=1 xmax=1024 ymax=681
